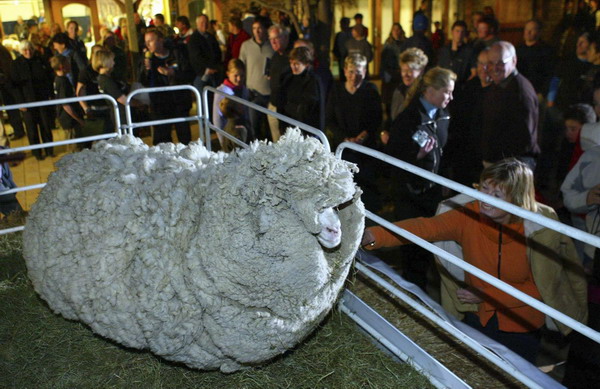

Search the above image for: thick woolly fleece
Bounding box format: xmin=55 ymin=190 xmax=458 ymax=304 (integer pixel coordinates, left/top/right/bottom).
xmin=23 ymin=129 xmax=365 ymax=372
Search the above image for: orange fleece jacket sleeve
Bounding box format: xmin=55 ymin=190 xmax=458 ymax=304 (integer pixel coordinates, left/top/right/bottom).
xmin=366 ymin=208 xmax=465 ymax=250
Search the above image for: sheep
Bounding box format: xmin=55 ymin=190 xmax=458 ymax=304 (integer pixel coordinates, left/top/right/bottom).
xmin=22 ymin=128 xmax=365 ymax=373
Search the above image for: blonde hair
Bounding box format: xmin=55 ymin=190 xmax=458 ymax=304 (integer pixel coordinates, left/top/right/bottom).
xmin=404 ymin=66 xmax=457 ymax=109
xmin=226 ymin=58 xmax=245 ymax=74
xmin=92 ymin=49 xmax=115 ymax=72
xmin=479 ymin=158 xmax=538 ymax=219
xmin=344 ymin=53 xmax=367 ymax=69
xmin=399 ymin=47 xmax=428 ymax=70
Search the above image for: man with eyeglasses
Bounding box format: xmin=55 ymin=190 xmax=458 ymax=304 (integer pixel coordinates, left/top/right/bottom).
xmin=481 ymin=41 xmax=540 ymax=171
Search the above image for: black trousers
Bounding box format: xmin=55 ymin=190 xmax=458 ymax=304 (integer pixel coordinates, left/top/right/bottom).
xmin=23 ymin=107 xmax=53 ymax=156
xmin=463 ymin=312 xmax=541 ymax=364
xmin=151 ymin=109 xmax=191 ymax=146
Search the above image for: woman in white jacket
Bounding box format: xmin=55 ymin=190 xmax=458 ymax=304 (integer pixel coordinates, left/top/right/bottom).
xmin=561 ymin=121 xmax=600 ymax=275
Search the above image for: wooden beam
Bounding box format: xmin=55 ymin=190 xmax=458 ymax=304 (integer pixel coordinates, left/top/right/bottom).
xmin=125 ymin=0 xmax=139 ymax=54
xmin=393 ymin=0 xmax=400 ymax=24
xmin=89 ymin=0 xmax=101 ymax=42
xmin=371 ymin=0 xmax=382 ymax=77
xmin=442 ymin=0 xmax=449 ymax=36
xmin=43 ymin=0 xmax=54 ymax=25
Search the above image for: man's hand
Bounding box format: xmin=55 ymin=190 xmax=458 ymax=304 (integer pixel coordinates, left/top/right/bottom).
xmin=157 ymin=66 xmax=174 ymax=76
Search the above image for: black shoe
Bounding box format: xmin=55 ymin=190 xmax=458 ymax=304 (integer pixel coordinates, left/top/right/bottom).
xmin=34 ymin=154 xmax=45 ymax=161
xmin=9 ymin=133 xmax=25 ymax=141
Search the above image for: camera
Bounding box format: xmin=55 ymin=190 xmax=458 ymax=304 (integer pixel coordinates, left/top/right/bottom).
xmin=412 ymin=129 xmax=430 ymax=148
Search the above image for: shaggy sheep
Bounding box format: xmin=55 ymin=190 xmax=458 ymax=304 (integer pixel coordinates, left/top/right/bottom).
xmin=23 ymin=129 xmax=365 ymax=372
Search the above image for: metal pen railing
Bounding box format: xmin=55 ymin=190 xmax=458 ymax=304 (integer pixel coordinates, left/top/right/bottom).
xmin=1 ymin=94 xmax=122 ymax=235
xmin=336 ymin=142 xmax=600 ymax=345
xmin=124 ymin=85 xmax=205 ymax=142
xmin=2 ymin=87 xmax=594 ymax=388
xmin=201 ymin=86 xmax=331 ymax=152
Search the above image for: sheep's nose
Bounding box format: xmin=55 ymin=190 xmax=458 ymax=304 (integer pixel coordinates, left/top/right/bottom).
xmin=326 ymin=227 xmax=340 ymax=235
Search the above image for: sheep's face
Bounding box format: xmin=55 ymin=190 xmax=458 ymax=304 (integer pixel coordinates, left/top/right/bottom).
xmin=316 ymin=207 xmax=342 ymax=249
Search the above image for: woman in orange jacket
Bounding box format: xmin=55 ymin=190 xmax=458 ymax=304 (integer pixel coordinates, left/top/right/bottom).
xmin=362 ymin=158 xmax=588 ymax=363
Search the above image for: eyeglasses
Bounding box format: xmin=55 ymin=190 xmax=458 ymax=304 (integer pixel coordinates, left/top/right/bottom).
xmin=487 ymin=56 xmax=513 ymax=69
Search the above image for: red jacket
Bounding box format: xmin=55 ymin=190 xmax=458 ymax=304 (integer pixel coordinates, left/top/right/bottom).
xmin=224 ymin=30 xmax=250 ymax=65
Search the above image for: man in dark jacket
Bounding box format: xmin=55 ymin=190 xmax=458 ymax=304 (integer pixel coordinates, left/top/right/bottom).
xmin=482 ymin=41 xmax=540 ymax=170
xmin=188 ymin=14 xmax=222 ymax=121
xmin=516 ymin=19 xmax=556 ymax=97
xmin=66 ymin=20 xmax=88 ymax=62
xmin=12 ymin=40 xmax=54 ymax=159
xmin=401 ymin=12 xmax=434 ymax=63
xmin=267 ymin=24 xmax=290 ymax=141
xmin=52 ymin=32 xmax=87 ymax=84
xmin=139 ymin=28 xmax=195 ymax=145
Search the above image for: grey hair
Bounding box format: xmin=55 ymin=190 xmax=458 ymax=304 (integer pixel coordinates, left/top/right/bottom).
xmin=344 ymin=53 xmax=367 ymax=69
xmin=268 ymin=24 xmax=289 ymax=39
xmin=19 ymin=39 xmax=34 ymax=52
xmin=399 ymin=47 xmax=428 ymax=70
xmin=491 ymin=41 xmax=516 ymax=58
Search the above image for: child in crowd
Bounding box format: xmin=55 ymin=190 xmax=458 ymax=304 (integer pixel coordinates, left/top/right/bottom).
xmin=50 ymin=55 xmax=84 ymax=141
xmin=556 ymin=104 xmax=596 ymax=262
xmin=557 ymin=104 xmax=596 ymax=185
xmin=218 ymin=98 xmax=248 ymax=152
xmin=212 ymin=59 xmax=249 ymax=149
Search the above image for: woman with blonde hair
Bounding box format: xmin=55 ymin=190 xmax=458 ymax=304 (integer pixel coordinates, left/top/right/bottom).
xmin=383 ymin=66 xmax=456 ymax=290
xmin=389 ymin=47 xmax=428 ymax=121
xmin=94 ymin=50 xmax=127 ymax=106
xmin=362 ymin=158 xmax=587 ymax=363
xmin=387 ymin=66 xmax=456 ymax=216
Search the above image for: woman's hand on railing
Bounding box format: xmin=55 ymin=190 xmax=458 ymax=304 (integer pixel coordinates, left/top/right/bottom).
xmin=361 ymin=228 xmax=376 ymax=249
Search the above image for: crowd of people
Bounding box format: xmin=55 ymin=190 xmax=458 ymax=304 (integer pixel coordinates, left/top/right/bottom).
xmin=2 ymin=1 xmax=600 ymax=383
